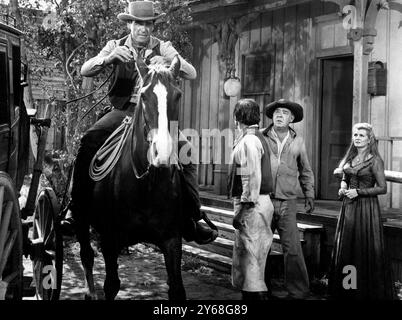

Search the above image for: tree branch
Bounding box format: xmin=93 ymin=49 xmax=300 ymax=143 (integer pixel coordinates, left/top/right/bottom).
xmin=66 ymin=41 xmax=87 ymax=92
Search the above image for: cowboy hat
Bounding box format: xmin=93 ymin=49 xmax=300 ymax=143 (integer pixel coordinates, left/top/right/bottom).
xmin=264 ymin=99 xmax=304 ymax=123
xmin=117 ymin=1 xmax=165 ymax=22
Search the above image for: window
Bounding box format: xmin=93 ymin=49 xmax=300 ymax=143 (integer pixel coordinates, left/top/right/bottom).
xmin=242 ymin=53 xmax=271 ymax=96
xmin=12 ymin=45 xmax=21 ymax=107
xmin=0 ymin=49 xmax=9 ymax=125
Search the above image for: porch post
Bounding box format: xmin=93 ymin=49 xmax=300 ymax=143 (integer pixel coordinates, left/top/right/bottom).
xmin=350 ymin=0 xmax=386 ymax=123
xmin=352 ymin=36 xmax=369 ymax=123
xmin=213 ymin=61 xmax=231 ymax=195
xmin=205 ymin=15 xmax=258 ymax=195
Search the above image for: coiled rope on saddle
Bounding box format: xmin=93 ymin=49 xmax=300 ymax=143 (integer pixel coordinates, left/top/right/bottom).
xmin=88 ymin=52 xmax=149 ymax=182
xmin=89 ymin=116 xmax=133 ymax=181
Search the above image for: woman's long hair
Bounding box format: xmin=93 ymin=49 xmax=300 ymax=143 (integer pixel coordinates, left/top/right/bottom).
xmin=338 ymin=123 xmax=382 ymax=168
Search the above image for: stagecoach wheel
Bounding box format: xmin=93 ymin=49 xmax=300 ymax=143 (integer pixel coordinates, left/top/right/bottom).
xmin=31 ymin=188 xmax=63 ymax=300
xmin=0 ymin=172 xmax=23 ymax=300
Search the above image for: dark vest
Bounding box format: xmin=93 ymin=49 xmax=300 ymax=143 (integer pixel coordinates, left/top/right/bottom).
xmin=108 ymin=36 xmax=161 ymax=110
xmin=229 ymin=130 xmax=273 ymax=198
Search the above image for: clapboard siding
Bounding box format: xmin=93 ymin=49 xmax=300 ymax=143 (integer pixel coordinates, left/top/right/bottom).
xmin=261 ymin=11 xmax=274 ymax=129
xmin=371 ymin=6 xmax=402 ymax=208
xmin=283 ymin=6 xmax=297 ymax=102
xmin=294 ymin=2 xmax=310 ymax=139
xmin=183 ymin=2 xmax=323 ymax=188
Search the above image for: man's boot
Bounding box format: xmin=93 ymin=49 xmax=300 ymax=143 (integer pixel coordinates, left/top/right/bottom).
xmin=241 ymin=291 xmax=253 ymax=300
xmin=181 ymin=210 xmax=218 ymax=245
xmin=254 ymin=291 xmax=269 ymax=300
xmin=193 ymin=212 xmax=218 ymax=245
xmin=180 ymin=161 xmax=218 ymax=245
xmin=241 ymin=291 xmax=269 ymax=300
xmin=60 ymin=203 xmax=75 ymax=236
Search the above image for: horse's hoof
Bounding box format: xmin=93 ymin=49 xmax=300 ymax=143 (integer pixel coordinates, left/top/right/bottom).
xmin=84 ymin=293 xmax=97 ymax=300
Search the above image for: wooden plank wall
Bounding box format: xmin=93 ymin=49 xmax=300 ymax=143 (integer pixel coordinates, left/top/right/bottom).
xmin=182 ymin=1 xmax=341 ymax=188
xmin=179 ymin=27 xmax=220 ymax=187
xmin=370 ymin=6 xmax=402 ymax=209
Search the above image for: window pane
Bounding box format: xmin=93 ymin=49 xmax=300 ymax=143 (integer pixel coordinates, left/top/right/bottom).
xmin=0 ymin=50 xmax=8 ymax=124
xmin=12 ymin=45 xmax=21 ymax=107
xmin=242 ymin=54 xmax=271 ymax=95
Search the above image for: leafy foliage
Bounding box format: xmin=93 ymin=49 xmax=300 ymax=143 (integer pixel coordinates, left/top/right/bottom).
xmin=13 ymin=0 xmax=193 ymax=159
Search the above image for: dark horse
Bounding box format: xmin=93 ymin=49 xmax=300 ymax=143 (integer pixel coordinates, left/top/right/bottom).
xmin=76 ymin=55 xmax=187 ymax=300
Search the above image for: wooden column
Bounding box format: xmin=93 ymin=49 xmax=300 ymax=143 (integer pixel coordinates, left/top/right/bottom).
xmin=349 ymin=0 xmax=387 ymax=123
xmin=213 ymin=58 xmax=231 ymax=195
xmin=352 ymin=35 xmax=370 ymax=123
xmin=203 ymin=15 xmax=258 ymax=195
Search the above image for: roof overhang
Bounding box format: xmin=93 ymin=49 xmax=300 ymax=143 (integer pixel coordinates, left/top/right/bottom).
xmin=188 ymin=0 xmax=315 ymax=25
xmin=0 ymin=21 xmax=23 ymax=36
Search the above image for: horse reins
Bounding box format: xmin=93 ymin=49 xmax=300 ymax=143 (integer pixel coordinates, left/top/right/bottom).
xmin=67 ymin=35 xmax=131 ymax=123
xmin=89 ymin=63 xmax=152 ymax=181
xmin=129 ymin=100 xmax=152 ymax=180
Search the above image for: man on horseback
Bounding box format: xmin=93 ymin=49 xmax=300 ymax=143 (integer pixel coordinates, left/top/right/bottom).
xmin=61 ymin=1 xmax=218 ymax=245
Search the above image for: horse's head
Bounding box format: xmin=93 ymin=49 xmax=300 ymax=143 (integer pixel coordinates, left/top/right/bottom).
xmin=136 ymin=55 xmax=182 ymax=168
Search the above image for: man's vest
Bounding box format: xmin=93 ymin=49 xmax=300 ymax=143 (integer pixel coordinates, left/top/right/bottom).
xmin=229 ymin=130 xmax=273 ymax=198
xmin=108 ymin=36 xmax=161 ymax=110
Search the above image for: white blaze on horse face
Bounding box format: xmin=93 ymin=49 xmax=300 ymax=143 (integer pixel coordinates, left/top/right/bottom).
xmin=152 ymin=80 xmax=173 ymax=166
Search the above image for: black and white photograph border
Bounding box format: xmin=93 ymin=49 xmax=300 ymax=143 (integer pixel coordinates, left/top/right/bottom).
xmin=0 ymin=0 xmax=402 ymax=305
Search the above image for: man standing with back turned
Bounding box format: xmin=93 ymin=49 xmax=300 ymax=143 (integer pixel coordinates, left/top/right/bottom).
xmin=262 ymin=99 xmax=315 ymax=300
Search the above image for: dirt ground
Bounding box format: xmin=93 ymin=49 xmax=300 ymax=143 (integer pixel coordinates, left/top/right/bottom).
xmin=23 ymin=241 xmax=242 ymax=300
xmin=19 ymin=175 xmax=243 ymax=301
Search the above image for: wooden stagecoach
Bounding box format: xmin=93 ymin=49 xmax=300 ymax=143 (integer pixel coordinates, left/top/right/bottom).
xmin=0 ymin=15 xmax=63 ymax=300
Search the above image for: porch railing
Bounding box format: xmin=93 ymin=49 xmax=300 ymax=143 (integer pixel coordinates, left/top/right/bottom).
xmin=385 ymin=170 xmax=402 ymax=184
xmin=377 ymin=137 xmax=402 ymax=208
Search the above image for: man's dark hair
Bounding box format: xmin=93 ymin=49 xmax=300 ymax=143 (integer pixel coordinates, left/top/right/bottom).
xmin=233 ymin=98 xmax=260 ymax=126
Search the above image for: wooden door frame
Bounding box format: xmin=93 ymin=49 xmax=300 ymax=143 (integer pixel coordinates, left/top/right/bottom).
xmin=314 ymin=53 xmax=353 ymax=199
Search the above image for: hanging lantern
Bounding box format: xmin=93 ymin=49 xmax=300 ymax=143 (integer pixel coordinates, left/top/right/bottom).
xmin=224 ymin=76 xmax=241 ymax=97
xmin=223 ymin=60 xmax=241 ymax=97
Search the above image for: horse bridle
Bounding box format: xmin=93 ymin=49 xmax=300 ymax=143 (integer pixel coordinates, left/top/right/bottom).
xmin=129 ymin=74 xmax=181 ymax=180
xmin=129 ymin=81 xmax=152 ymax=180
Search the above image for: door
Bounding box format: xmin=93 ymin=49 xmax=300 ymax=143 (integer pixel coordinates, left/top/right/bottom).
xmin=0 ymin=42 xmax=10 ymax=172
xmin=320 ymin=57 xmax=353 ymax=199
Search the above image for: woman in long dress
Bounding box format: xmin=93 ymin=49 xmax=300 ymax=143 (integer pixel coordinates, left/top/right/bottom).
xmin=228 ymin=98 xmax=274 ymax=300
xmin=329 ymin=123 xmax=394 ymax=300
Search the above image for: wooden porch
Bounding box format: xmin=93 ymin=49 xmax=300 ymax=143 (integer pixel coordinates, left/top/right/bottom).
xmin=187 ymin=189 xmax=402 ymax=290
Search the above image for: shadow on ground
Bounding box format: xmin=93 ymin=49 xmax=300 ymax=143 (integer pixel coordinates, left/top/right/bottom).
xmin=24 ymin=242 xmax=242 ymax=300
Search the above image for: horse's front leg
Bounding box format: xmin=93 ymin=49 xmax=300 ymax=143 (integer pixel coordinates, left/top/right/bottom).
xmin=76 ymin=223 xmax=97 ymax=300
xmin=160 ymin=236 xmax=186 ymax=300
xmin=101 ymin=238 xmax=121 ymax=300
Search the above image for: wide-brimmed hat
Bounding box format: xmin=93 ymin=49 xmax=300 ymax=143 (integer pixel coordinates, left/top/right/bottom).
xmin=118 ymin=1 xmax=165 ymax=22
xmin=264 ymin=99 xmax=304 ymax=123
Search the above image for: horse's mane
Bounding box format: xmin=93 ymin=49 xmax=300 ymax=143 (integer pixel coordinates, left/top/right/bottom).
xmin=147 ymin=64 xmax=174 ymax=82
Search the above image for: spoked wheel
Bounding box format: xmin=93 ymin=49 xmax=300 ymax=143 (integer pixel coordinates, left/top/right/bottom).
xmin=0 ymin=172 xmax=23 ymax=300
xmin=31 ymin=187 xmax=63 ymax=300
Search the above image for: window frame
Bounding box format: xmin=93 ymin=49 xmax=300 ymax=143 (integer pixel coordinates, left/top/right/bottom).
xmin=241 ymin=52 xmax=272 ymax=96
xmin=0 ymin=41 xmax=9 ymax=125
